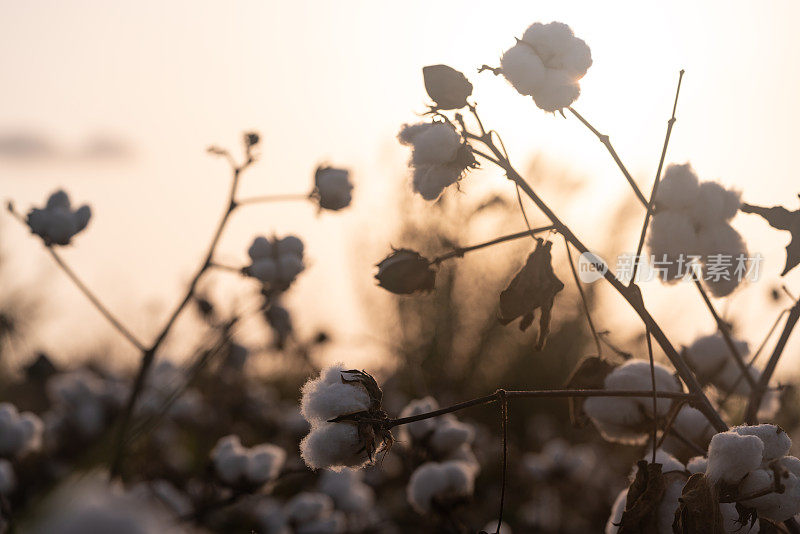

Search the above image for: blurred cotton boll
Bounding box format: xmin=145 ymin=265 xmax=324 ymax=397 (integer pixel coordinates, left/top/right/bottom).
xmin=317 ymin=469 xmax=375 ymax=514
xmin=0 ymin=460 xmax=16 ymax=495
xmin=500 ymin=22 xmax=591 ymax=112
xmin=245 ymin=235 xmax=305 ymax=290
xmin=284 ymin=492 xmax=346 ymax=533
xmin=313 ymin=166 xmax=353 ymax=211
xmin=26 ymin=189 xmax=91 ymax=246
xmin=210 ymin=435 xmax=286 ymax=487
xmin=406 ymin=460 xmax=477 ymax=514
xmin=0 ymin=402 xmax=43 ymax=458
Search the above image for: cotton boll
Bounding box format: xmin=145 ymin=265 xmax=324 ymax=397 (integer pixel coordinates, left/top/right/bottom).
xmin=300 ymin=364 xmax=371 ymax=425
xmin=690 ymin=181 xmax=742 ymax=228
xmin=605 ymin=489 xmax=627 ymax=534
xmin=696 ymin=223 xmax=747 ymax=297
xmin=211 ymin=435 xmax=248 ymax=484
xmin=46 ymin=190 xmax=71 ymax=210
xmin=429 ymin=416 xmax=475 ymax=456
xmin=409 ymin=123 xmax=462 ymax=166
xmin=247 ymin=443 xmax=287 ymax=484
xmin=604 ymin=360 xmax=681 ymax=417
xmin=398 ymin=123 xmax=432 ymax=145
xmin=285 ymin=492 xmax=334 ymax=524
xmin=501 ymin=43 xmax=547 ymax=96
xmin=720 ymin=502 xmax=759 ymax=533
xmin=314 ymin=167 xmax=353 ymax=211
xmin=741 ymin=468 xmax=800 ymax=522
xmin=412 ymin=164 xmax=462 ymax=201
xmin=647 ymin=211 xmax=700 ymax=281
xmin=734 ymin=425 xmax=791 ymax=462
xmin=248 ymin=237 xmax=272 ymax=260
xmin=657 ymin=476 xmax=685 ymax=534
xmin=276 ymin=255 xmax=305 ymax=285
xmin=521 ymin=22 xmax=591 ymax=76
xmin=706 ymin=431 xmax=764 ymax=483
xmin=300 ymin=423 xmax=368 ymax=471
xmin=398 ymin=397 xmax=439 ymax=442
xmin=406 ymin=461 xmax=476 ymax=514
xmin=686 ymin=456 xmax=708 ymax=474
xmin=531 ymin=70 xmax=581 ymax=112
xmin=651 ymin=449 xmax=685 ymax=474
xmin=26 ymin=190 xmax=92 ymax=245
xmin=318 ymin=469 xmax=375 ymax=513
xmin=247 ymin=258 xmax=277 ymax=283
xmin=584 ymin=396 xmax=648 ymax=444
xmin=0 ymin=402 xmax=43 ymax=457
xmin=0 ymin=460 xmax=15 ymax=495
xmin=672 ymin=406 xmax=715 ymax=446
xmin=656 ymin=164 xmax=700 ymax=211
xmin=275 ymin=236 xmax=305 ymax=258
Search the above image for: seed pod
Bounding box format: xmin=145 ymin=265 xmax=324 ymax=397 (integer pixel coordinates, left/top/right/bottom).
xmin=422 ymin=64 xmax=473 ymax=110
xmin=374 ymin=248 xmax=436 ymax=294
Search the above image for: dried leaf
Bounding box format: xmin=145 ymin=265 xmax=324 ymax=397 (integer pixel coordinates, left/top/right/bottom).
xmin=741 ymin=200 xmax=800 ymax=276
xmin=498 ymin=239 xmax=564 ymax=350
xmin=564 ymin=356 xmax=616 ymax=427
xmin=619 ymin=460 xmax=667 ymax=533
xmin=422 ymin=64 xmax=473 ymax=110
xmin=672 ymin=473 xmax=724 ymax=534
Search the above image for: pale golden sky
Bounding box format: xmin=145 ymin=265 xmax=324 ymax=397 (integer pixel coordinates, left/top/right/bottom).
xmin=2 ymin=1 xmax=799 ymax=372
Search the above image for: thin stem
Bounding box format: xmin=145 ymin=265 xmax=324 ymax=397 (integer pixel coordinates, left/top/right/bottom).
xmin=234 ymin=193 xmax=310 ymax=206
xmin=563 ymin=236 xmax=603 ymax=356
xmin=631 ymin=69 xmax=684 ymax=283
xmin=110 ymin=151 xmax=253 ymax=478
xmin=431 ymin=226 xmax=555 ymax=265
xmin=466 ymin=105 xmax=727 ymax=433
xmin=209 ymin=262 xmax=243 ymax=273
xmin=386 ymin=389 xmax=692 ymax=428
xmin=495 ymin=389 xmax=508 ymax=534
xmin=744 ymin=300 xmax=800 ymax=423
xmin=567 ymin=106 xmax=650 ymax=209
xmin=47 ymin=247 xmax=146 ymax=351
xmin=692 ymin=277 xmax=757 ymax=389
xmin=645 ymin=326 xmax=658 ymax=464
xmin=5 ymin=206 xmax=146 ymax=352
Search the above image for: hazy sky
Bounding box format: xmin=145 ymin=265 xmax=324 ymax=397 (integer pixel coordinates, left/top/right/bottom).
xmin=2 ymin=1 xmax=799 ymax=373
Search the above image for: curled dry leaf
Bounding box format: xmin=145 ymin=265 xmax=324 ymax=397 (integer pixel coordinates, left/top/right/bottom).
xmin=672 ymin=473 xmax=724 ymax=534
xmin=619 ymin=461 xmax=668 ymax=533
xmin=741 ymin=199 xmax=800 ymax=276
xmin=498 ymin=238 xmax=564 ymax=350
xmin=422 ymin=64 xmax=473 ymax=110
xmin=564 ymin=356 xmax=616 ymax=427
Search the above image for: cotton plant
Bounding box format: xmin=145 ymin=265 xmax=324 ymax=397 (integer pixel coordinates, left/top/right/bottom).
xmin=0 ymin=402 xmax=43 ymax=458
xmin=24 ymin=189 xmax=91 ymax=246
xmin=210 ymin=435 xmax=286 ymax=489
xmin=648 ymin=163 xmax=746 ymax=296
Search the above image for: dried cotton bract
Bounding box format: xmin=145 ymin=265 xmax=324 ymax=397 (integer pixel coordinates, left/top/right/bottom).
xmin=299 ymin=365 xmax=390 ymax=471
xmin=245 ymin=235 xmax=305 ymax=290
xmin=26 ymin=189 xmax=91 ymax=246
xmin=500 ymin=22 xmax=592 ymax=112
xmin=398 ymin=121 xmax=476 ymax=201
xmin=583 ymin=360 xmax=681 ymax=444
xmin=312 ymin=166 xmax=353 ymax=211
xmin=210 ymin=434 xmax=286 ymax=488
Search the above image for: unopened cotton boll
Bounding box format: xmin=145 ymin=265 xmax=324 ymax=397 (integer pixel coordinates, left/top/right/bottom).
xmin=706 ymin=431 xmax=764 ymax=483
xmin=0 ymin=402 xmax=43 ymax=458
xmin=300 ymin=364 xmax=371 ymax=425
xmin=500 ymin=21 xmax=591 ymax=111
xmin=656 ymin=164 xmax=701 ymax=211
xmin=406 ymin=460 xmax=476 ymax=514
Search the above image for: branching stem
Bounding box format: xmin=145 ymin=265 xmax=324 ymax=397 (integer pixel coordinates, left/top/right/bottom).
xmin=431 ymin=226 xmax=555 ymax=265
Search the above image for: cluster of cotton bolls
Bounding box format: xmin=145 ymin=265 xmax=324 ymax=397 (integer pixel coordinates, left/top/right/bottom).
xmin=210 ymin=434 xmax=286 ymax=489
xmin=317 ymin=469 xmax=380 ymax=531
xmin=312 ymin=166 xmax=354 ymax=211
xmin=25 ymin=189 xmax=92 ymax=246
xmin=706 ymin=425 xmax=800 ymax=522
xmin=299 ymin=365 xmax=385 ymax=471
xmin=648 ymin=163 xmax=746 ymax=297
xmin=44 ymin=369 xmax=124 ymax=441
xmin=606 ymin=449 xmax=760 ymax=534
xmin=0 ymin=402 xmax=43 ymax=458
xmin=583 ymin=360 xmax=682 ymax=444
xmin=500 ymin=21 xmax=592 ymax=112
xmin=397 ymin=397 xmax=480 ymax=514
xmin=245 ymin=235 xmax=305 ymax=290
xmin=398 ymin=121 xmax=476 ymax=201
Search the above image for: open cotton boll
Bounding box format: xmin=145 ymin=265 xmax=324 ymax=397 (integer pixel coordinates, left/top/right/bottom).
xmin=521 ymin=22 xmax=591 ymax=77
xmin=661 ymin=406 xmax=715 ymax=457
xmin=406 ymin=460 xmax=476 ymax=514
xmin=584 ymin=396 xmax=649 ymax=444
xmin=211 ymin=434 xmax=287 ymax=486
xmin=686 ymin=456 xmax=708 ymax=474
xmin=408 ymin=123 xmax=462 ymax=166
xmin=398 ymin=397 xmax=439 ymax=442
xmin=603 ymin=360 xmax=681 ymax=417
xmin=697 ymin=222 xmax=747 ymax=297
xmin=741 ymin=468 xmax=800 ymax=522
xmin=706 ymin=431 xmax=764 ymax=483
xmin=26 ymin=189 xmax=92 ymax=246
xmin=647 ymin=211 xmax=700 ymax=281
xmin=720 ymin=502 xmax=759 ymax=533
xmin=0 ymin=403 xmax=43 ymax=458
xmin=689 ymin=181 xmax=742 ymax=228
xmin=429 ymin=415 xmax=475 ymax=455
xmin=657 ymin=476 xmax=685 ymax=534
xmin=656 ymin=164 xmax=700 ymax=211
xmin=531 ymin=70 xmax=581 ymax=112
xmin=285 ymin=492 xmax=334 ymax=524
xmin=500 ymin=42 xmax=546 ymax=96
xmin=300 ymin=364 xmax=371 ymax=425
xmin=300 ymin=423 xmax=369 ymax=471
xmin=650 ymin=449 xmax=685 ymax=475
xmin=412 ymin=164 xmax=463 ymax=201
xmin=733 ymin=424 xmax=791 ymax=462
xmin=314 ymin=167 xmax=353 ymax=211
xmin=318 ymin=469 xmax=375 ymax=513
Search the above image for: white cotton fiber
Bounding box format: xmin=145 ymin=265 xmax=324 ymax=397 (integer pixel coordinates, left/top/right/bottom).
xmin=689 ymin=181 xmax=741 ymax=228
xmin=603 ymin=360 xmax=680 ymax=417
xmin=605 ymin=488 xmax=627 ymax=534
xmin=318 ymin=469 xmax=375 ymax=513
xmin=285 ymin=492 xmax=334 ymax=524
xmin=429 ymin=416 xmax=475 ymax=455
xmin=412 ymin=164 xmax=463 ymax=201
xmin=656 ymin=164 xmax=700 ymax=211
xmin=500 ymin=43 xmax=546 ymax=96
xmin=408 ymin=123 xmax=461 ymax=166
xmin=398 ymin=397 xmax=439 ymax=442
xmin=706 ymin=431 xmax=764 ymax=483
xmin=733 ymin=424 xmax=791 ymax=462
xmin=686 ymin=456 xmax=708 ymax=474
xmin=211 ymin=435 xmax=286 ymax=486
xmin=406 ymin=460 xmax=476 ymax=514
xmin=299 ymin=422 xmax=366 ymax=472
xmin=300 ymin=364 xmax=371 ymax=425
